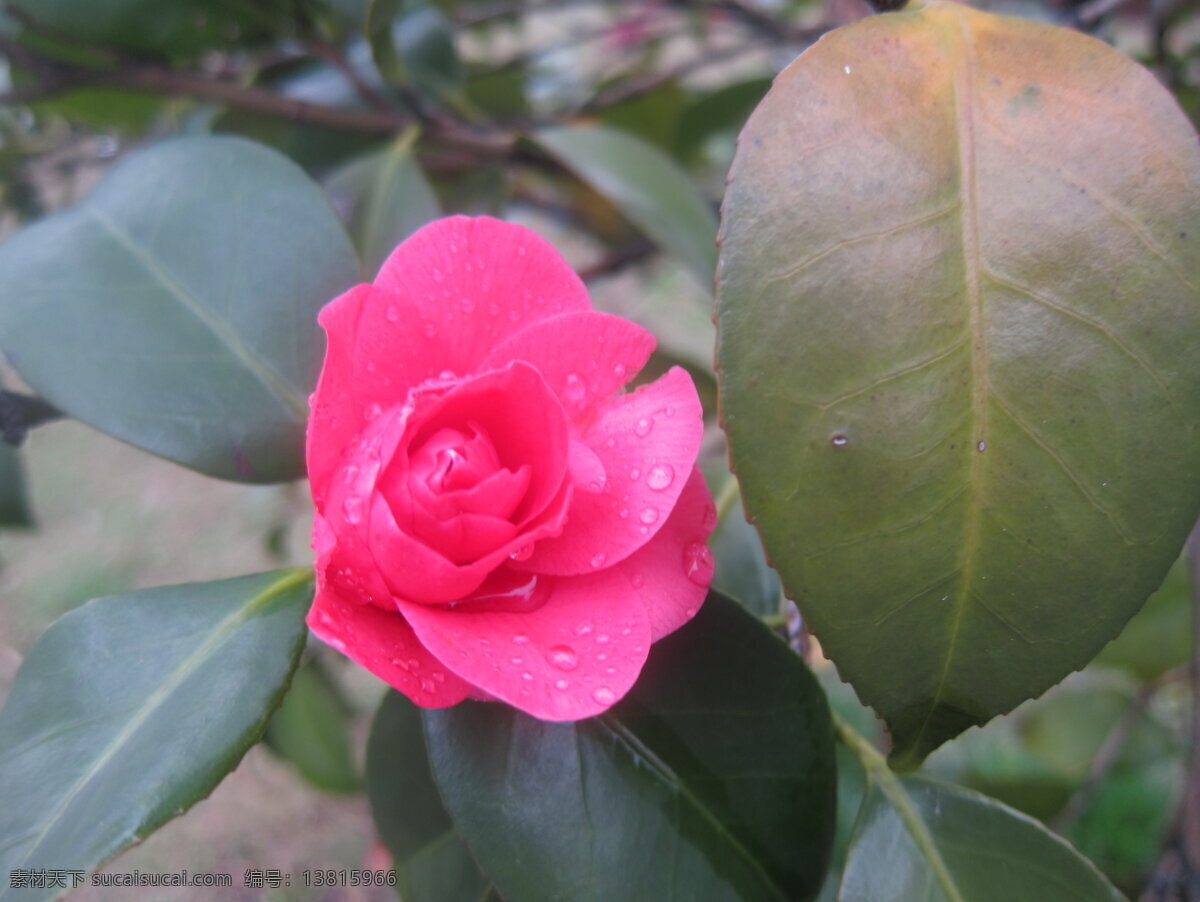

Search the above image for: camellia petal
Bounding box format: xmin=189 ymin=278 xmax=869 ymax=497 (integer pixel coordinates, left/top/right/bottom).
xmin=374 ymin=217 xmax=592 ymax=376
xmin=397 ymin=569 xmax=652 ymax=721
xmin=477 ymin=311 xmax=656 ymax=426
xmin=307 ymin=579 xmax=472 ymax=708
xmin=513 ymin=367 xmax=705 ymax=576
xmin=611 ymin=467 xmax=716 ymax=641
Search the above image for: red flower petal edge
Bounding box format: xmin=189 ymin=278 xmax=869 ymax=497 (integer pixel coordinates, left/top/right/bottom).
xmin=305 ymin=216 xmax=715 ymax=720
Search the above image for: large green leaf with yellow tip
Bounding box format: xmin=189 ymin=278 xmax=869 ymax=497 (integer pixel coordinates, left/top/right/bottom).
xmin=717 ymin=0 xmax=1200 ymax=767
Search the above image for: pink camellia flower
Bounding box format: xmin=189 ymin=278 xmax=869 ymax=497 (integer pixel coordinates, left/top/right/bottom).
xmin=306 ymin=216 xmax=715 ymax=720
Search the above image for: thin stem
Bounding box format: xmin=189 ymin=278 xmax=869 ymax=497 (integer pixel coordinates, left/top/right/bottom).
xmin=714 ymin=474 xmax=741 ymax=525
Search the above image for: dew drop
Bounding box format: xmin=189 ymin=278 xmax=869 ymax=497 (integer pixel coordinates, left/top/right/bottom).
xmin=343 ymin=496 xmax=364 ymax=525
xmin=598 ymin=652 xmax=608 ymax=662
xmin=522 ymin=672 xmax=533 ymax=681
xmin=461 ymin=297 xmax=475 ymax=313
xmin=613 ymin=363 xmax=627 ymax=379
xmin=702 ymin=502 xmax=718 ymax=530
xmin=432 ymin=268 xmax=443 ymax=283
xmin=640 ymin=507 xmax=659 ymax=525
xmin=512 ymin=634 xmax=530 ymax=645
xmin=439 ymin=369 xmax=456 ymax=380
xmin=407 ymin=659 xmax=419 ymax=671
xmin=365 ymin=402 xmax=382 ymax=421
xmin=593 ymin=688 xmax=616 ymax=705
xmin=546 ymin=645 xmax=579 ymax=671
xmin=564 ymin=373 xmax=586 ymax=405
xmin=420 ymin=678 xmax=434 ymax=693
xmin=510 ymin=545 xmax=534 ymax=562
xmin=630 ymin=574 xmax=644 ymax=589
xmin=423 ymin=322 xmax=437 ymax=338
xmin=511 ymin=657 xmax=523 ymax=665
xmin=590 ymin=552 xmax=608 ymax=569
xmin=977 ymin=440 xmax=987 ymax=452
xmin=634 ymin=417 xmax=653 ymax=437
xmin=555 ymin=679 xmax=569 ymax=690
xmin=646 ymin=464 xmax=674 ymax=491
xmin=683 ymin=542 xmax=714 ymax=587
xmin=685 ymin=607 xmax=696 ymax=618
xmin=385 ymin=306 xmax=399 ymax=322
xmin=432 ymin=671 xmax=445 ymax=683
xmin=619 ymin=508 xmax=629 ymax=519
xmin=629 ymin=468 xmax=641 ymax=480
xmin=831 ymin=434 xmax=849 ymax=448
xmin=596 ymin=633 xmax=611 ymax=645
xmin=576 ymin=622 xmax=594 ymax=637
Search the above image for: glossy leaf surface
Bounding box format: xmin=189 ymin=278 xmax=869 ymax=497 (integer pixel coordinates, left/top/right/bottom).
xmin=0 ymin=136 xmax=359 ymax=482
xmin=717 ymin=0 xmax=1200 ymax=765
xmin=838 ymin=774 xmax=1124 ymax=902
xmin=423 ymin=592 xmax=836 ymax=902
xmin=0 ymin=570 xmax=313 ymax=899
xmin=366 ymin=692 xmax=492 ymax=902
xmin=325 ymin=134 xmax=443 ymax=279
xmin=534 ymin=124 xmax=719 ymax=286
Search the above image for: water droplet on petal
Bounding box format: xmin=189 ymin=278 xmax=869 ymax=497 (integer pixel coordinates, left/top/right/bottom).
xmin=634 ymin=417 xmax=653 ymax=437
xmin=683 ymin=542 xmax=714 ymax=587
xmin=432 ymin=671 xmax=445 ymax=683
xmin=596 ymin=633 xmax=610 ymax=645
xmin=439 ymin=369 xmax=456 ymax=380
xmin=432 ymin=268 xmax=443 ymax=282
xmin=646 ymin=465 xmax=674 ymax=491
xmin=590 ymin=552 xmax=608 ymax=569
xmin=511 ymin=657 xmax=523 ymax=665
xmin=547 ymin=645 xmax=578 ymax=671
xmin=343 ymin=496 xmax=364 ymax=524
xmin=407 ymin=659 xmax=420 ymax=671
xmin=613 ymin=363 xmax=627 ymax=379
xmin=619 ymin=508 xmax=629 ymax=519
xmin=831 ymin=434 xmax=849 ymax=448
xmin=640 ymin=507 xmax=658 ymax=525
xmin=576 ymin=622 xmax=593 ymax=637
xmin=593 ymin=687 xmax=616 ymax=705
xmin=423 ymin=322 xmax=437 ymax=338
xmin=629 ymin=468 xmax=641 ymax=480
xmin=555 ymin=679 xmax=569 ymax=690
xmin=512 ymin=634 xmax=530 ymax=645
xmin=685 ymin=607 xmax=696 ymax=618
xmin=510 ymin=545 xmax=534 ymax=562
xmin=420 ymin=678 xmax=434 ymax=693
xmin=385 ymin=306 xmax=399 ymax=322
xmin=461 ymin=297 xmax=475 ymax=313
xmin=702 ymin=502 xmax=718 ymax=530
xmin=365 ymin=402 xmax=382 ymax=421
xmin=522 ymin=672 xmax=533 ymax=681
xmin=631 ymin=574 xmax=644 ymax=589
xmin=564 ymin=373 xmax=586 ymax=405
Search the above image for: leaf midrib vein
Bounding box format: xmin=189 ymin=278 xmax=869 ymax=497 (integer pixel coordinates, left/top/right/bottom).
xmin=6 ymin=569 xmax=311 ymax=875
xmin=84 ymin=206 xmax=308 ymax=420
xmin=596 ymin=715 xmax=789 ymax=901
xmin=908 ymin=10 xmax=989 ymax=760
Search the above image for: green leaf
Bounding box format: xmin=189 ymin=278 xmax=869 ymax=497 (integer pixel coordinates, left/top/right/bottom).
xmin=264 ymin=659 xmax=360 ymax=794
xmin=599 ymin=80 xmax=688 ymax=153
xmin=325 ymin=131 xmax=442 ymax=278
xmin=6 ymin=0 xmax=290 ymax=57
xmin=366 ymin=692 xmax=492 ymax=902
xmin=0 ymin=136 xmax=359 ymax=482
xmin=0 ymin=569 xmax=313 ymax=897
xmin=423 ymin=591 xmax=836 ymax=902
xmin=709 ymin=485 xmax=781 ymax=618
xmin=675 ymin=78 xmax=771 ymax=165
xmin=837 ymin=771 xmax=1125 ymax=902
xmin=717 ymin=0 xmax=1200 ymax=766
xmin=1096 ymin=555 xmax=1191 ymax=681
xmin=533 ymin=124 xmax=718 ymax=286
xmin=367 ymin=0 xmax=463 ymax=101
xmin=0 ymin=439 xmax=29 ymax=527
